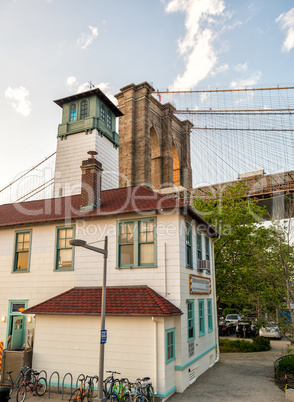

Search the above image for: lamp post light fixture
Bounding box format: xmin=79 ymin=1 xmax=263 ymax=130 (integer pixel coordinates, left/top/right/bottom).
xmin=70 ymin=237 xmax=108 ymax=402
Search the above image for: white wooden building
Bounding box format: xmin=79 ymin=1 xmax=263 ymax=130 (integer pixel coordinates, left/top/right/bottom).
xmin=0 ymin=87 xmax=219 ymax=399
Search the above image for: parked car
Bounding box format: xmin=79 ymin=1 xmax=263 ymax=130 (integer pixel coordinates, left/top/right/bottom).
xmin=259 ymin=323 xmax=283 ymax=339
xmin=218 ymin=319 xmax=235 ymax=336
xmin=236 ymin=321 xmax=256 ymax=338
xmin=225 ymin=314 xmax=243 ymax=325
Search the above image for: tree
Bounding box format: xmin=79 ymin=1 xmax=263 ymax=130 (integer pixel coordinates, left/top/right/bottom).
xmin=193 ymin=183 xmax=287 ymax=317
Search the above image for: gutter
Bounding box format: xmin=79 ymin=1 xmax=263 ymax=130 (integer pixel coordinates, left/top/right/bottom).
xmin=211 ymin=234 xmax=221 ymax=364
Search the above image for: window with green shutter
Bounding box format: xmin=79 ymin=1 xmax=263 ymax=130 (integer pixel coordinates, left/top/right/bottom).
xmin=207 ymin=299 xmax=213 ymax=332
xmin=199 ymin=299 xmax=205 ymax=336
xmin=55 ymin=226 xmax=74 ymax=271
xmin=186 ymin=221 xmax=192 ymax=268
xmin=166 ymin=328 xmax=176 ymax=363
xmin=118 ymin=218 xmax=156 ymax=268
xmin=13 ymin=230 xmax=32 ymax=272
xmin=187 ymin=301 xmax=195 ymax=341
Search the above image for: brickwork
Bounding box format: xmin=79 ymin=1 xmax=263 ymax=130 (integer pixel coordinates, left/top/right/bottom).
xmin=115 ymin=81 xmax=193 ymax=189
xmin=80 ymin=152 xmax=103 ymax=210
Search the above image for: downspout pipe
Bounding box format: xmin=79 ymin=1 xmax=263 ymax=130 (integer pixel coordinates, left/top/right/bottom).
xmin=212 ymin=235 xmax=221 ymax=363
xmin=152 ymin=317 xmax=159 ymax=395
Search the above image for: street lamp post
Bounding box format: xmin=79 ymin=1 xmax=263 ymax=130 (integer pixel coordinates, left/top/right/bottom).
xmin=70 ymin=237 xmax=108 ymax=402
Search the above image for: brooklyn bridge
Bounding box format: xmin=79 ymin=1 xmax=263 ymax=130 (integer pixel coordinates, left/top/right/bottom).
xmin=0 ymin=84 xmax=293 ymax=221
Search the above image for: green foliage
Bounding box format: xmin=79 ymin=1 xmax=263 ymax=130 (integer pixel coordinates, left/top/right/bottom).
xmin=276 ymin=355 xmax=294 ymax=374
xmin=194 ymin=183 xmax=290 ymax=317
xmin=219 ymin=337 xmax=271 ymax=353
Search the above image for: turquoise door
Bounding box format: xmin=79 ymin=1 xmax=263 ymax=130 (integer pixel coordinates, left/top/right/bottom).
xmin=10 ymin=316 xmax=24 ymax=349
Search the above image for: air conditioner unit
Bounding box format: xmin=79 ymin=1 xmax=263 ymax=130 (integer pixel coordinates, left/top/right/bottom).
xmin=198 ymin=260 xmax=210 ymax=271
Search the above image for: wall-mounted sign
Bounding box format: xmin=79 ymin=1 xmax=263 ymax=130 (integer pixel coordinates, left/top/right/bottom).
xmin=190 ymin=274 xmax=211 ymax=294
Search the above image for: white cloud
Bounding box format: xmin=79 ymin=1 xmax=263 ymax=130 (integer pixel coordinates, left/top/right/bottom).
xmin=163 ymin=0 xmax=226 ymax=90
xmin=234 ymin=62 xmax=248 ymax=73
xmin=77 ymin=25 xmax=98 ymax=50
xmin=276 ymin=8 xmax=294 ymax=52
xmin=230 ymin=71 xmax=262 ymax=88
xmin=66 ymin=76 xmax=77 ymax=87
xmin=5 ymin=86 xmax=32 ymax=116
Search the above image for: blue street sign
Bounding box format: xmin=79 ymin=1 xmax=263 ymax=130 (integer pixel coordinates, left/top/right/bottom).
xmin=101 ymin=330 xmax=107 ymax=344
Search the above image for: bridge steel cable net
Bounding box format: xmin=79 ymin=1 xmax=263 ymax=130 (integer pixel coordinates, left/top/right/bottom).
xmin=155 ymin=86 xmax=294 ymax=196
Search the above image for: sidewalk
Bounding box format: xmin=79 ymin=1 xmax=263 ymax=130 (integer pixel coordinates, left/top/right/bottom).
xmin=9 ymin=339 xmax=287 ymax=402
xmin=168 ymin=338 xmax=287 ymax=401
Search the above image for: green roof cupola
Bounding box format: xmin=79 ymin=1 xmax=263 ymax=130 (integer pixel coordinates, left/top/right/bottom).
xmin=54 ymin=88 xmax=123 ymax=148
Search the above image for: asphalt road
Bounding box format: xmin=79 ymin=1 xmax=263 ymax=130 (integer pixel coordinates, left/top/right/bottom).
xmin=168 ymin=337 xmax=287 ymax=401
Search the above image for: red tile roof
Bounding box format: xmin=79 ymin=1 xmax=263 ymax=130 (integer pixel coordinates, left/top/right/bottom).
xmin=23 ymin=286 xmax=183 ymax=317
xmin=0 ymin=186 xmax=218 ymax=235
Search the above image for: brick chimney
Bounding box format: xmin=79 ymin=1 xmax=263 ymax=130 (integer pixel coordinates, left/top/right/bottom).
xmin=80 ymin=151 xmax=103 ymax=211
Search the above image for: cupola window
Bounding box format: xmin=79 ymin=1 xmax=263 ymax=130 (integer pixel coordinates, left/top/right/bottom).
xmin=107 ymin=111 xmax=112 ymax=129
xmin=100 ymin=105 xmax=105 ymax=122
xmin=80 ymin=100 xmax=88 ymax=119
xmin=69 ymin=103 xmax=77 ymax=121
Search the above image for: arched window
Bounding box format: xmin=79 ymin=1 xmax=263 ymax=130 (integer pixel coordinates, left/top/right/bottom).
xmin=80 ymin=100 xmax=88 ymax=119
xmin=172 ymin=145 xmax=180 ymax=186
xmin=69 ymin=103 xmax=77 ymax=122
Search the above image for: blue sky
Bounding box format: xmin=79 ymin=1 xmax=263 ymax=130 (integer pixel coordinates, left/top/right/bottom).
xmin=1 ymin=0 xmax=294 ymax=190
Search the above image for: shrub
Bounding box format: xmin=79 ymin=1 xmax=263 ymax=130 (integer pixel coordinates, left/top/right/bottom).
xmin=277 ymin=355 xmax=294 ymax=374
xmin=220 ymin=336 xmax=271 ymax=353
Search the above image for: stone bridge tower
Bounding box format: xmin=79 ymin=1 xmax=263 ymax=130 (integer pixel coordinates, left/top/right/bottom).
xmin=115 ymin=82 xmax=193 ymax=190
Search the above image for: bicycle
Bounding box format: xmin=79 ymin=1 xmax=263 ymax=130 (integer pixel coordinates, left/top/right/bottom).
xmin=17 ymin=370 xmax=47 ymax=402
xmin=132 ymin=378 xmax=154 ymax=402
xmin=0 ymin=366 xmax=30 ymax=395
xmin=103 ymin=371 xmax=121 ymax=400
xmin=69 ymin=376 xmax=97 ymax=402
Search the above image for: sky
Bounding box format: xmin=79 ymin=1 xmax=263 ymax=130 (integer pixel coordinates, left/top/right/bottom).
xmin=1 ymin=0 xmax=294 ymax=190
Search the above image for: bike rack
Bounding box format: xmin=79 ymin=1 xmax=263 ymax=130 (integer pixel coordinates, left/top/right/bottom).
xmin=75 ymin=374 xmax=86 ymax=389
xmin=48 ymin=371 xmax=60 ymax=398
xmin=61 ymin=373 xmax=73 ymax=400
xmin=38 ymin=370 xmax=47 ymax=380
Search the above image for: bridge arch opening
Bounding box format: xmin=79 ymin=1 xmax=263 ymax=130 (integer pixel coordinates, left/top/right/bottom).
xmin=172 ymin=144 xmax=180 ymax=187
xmin=150 ymin=127 xmax=161 ymax=189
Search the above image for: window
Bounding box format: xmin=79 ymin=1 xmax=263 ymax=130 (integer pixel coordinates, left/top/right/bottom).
xmin=80 ymin=100 xmax=88 ymax=119
xmin=198 ymin=299 xmax=205 ymax=336
xmin=13 ymin=231 xmax=31 ymax=272
xmin=118 ymin=218 xmax=156 ymax=268
xmin=205 ymin=235 xmax=210 ymax=261
xmin=69 ymin=103 xmax=77 ymax=121
xmin=107 ymin=111 xmax=112 ymax=129
xmin=187 ymin=301 xmax=195 ymax=341
xmin=205 ymin=235 xmax=211 ymax=273
xmin=55 ymin=227 xmax=74 ymax=270
xmin=166 ymin=328 xmax=175 ymax=363
xmin=186 ymin=222 xmax=192 ymax=268
xmin=100 ymin=105 xmax=105 ymax=121
xmin=196 ymin=229 xmax=202 ymax=270
xmin=207 ymin=299 xmax=213 ymax=332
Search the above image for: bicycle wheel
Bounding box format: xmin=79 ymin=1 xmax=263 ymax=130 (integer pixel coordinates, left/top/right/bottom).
xmin=17 ymin=384 xmax=26 ymax=402
xmin=134 ymin=396 xmax=149 ymax=402
xmin=35 ymin=377 xmax=47 ymax=396
xmin=0 ymin=377 xmax=13 ymax=395
xmin=70 ymin=388 xmax=84 ymax=402
xmin=147 ymin=385 xmax=154 ymax=402
xmin=106 ymin=393 xmax=119 ymax=402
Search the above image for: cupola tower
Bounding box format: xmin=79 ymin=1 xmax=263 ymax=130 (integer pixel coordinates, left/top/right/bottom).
xmin=53 ymin=88 xmax=123 ymax=197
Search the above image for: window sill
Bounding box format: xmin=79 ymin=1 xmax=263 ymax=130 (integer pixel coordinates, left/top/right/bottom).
xmin=54 ymin=267 xmax=74 ymax=272
xmin=166 ymin=357 xmax=176 ymax=364
xmin=116 ymin=265 xmax=158 ymax=270
xmin=12 ymin=270 xmax=30 ymax=273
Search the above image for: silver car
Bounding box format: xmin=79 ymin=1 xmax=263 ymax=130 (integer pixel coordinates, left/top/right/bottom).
xmin=225 ymin=314 xmax=243 ymax=325
xmin=259 ymin=323 xmax=283 ymax=339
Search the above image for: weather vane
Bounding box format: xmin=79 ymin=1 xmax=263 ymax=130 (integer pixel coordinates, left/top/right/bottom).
xmin=88 ymin=81 xmax=95 ymax=89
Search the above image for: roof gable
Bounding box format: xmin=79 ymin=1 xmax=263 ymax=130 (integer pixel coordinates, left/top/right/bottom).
xmin=23 ymin=286 xmax=183 ymax=317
